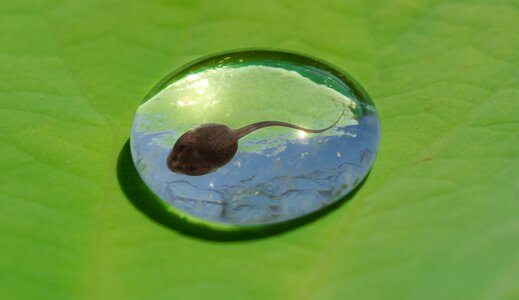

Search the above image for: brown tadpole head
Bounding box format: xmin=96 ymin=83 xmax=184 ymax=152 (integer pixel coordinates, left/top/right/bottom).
xmin=166 ymin=123 xmax=239 ymax=176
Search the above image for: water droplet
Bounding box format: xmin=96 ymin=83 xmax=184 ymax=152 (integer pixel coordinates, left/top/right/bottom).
xmin=130 ymin=50 xmax=380 ymax=227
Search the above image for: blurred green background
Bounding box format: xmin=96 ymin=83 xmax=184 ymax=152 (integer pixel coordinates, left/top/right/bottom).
xmin=1 ymin=0 xmax=518 ymax=299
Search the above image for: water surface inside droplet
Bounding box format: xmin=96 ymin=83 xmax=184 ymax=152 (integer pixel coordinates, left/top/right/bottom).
xmin=130 ymin=50 xmax=380 ymax=226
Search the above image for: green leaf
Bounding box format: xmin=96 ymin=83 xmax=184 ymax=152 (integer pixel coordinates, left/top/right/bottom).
xmin=1 ymin=0 xmax=518 ymax=299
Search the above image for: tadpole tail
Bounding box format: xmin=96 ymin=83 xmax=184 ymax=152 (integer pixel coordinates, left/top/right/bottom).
xmin=235 ymin=106 xmax=346 ymax=139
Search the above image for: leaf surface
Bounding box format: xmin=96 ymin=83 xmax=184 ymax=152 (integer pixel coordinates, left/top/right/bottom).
xmin=0 ymin=0 xmax=518 ymax=299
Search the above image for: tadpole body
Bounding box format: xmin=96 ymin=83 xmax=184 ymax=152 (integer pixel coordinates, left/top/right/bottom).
xmin=167 ymin=108 xmax=345 ymax=176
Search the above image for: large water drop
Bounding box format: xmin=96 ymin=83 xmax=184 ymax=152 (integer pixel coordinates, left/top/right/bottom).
xmin=130 ymin=50 xmax=380 ymax=227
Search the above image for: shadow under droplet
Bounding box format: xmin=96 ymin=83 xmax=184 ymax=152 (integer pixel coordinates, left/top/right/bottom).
xmin=116 ymin=140 xmax=368 ymax=241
